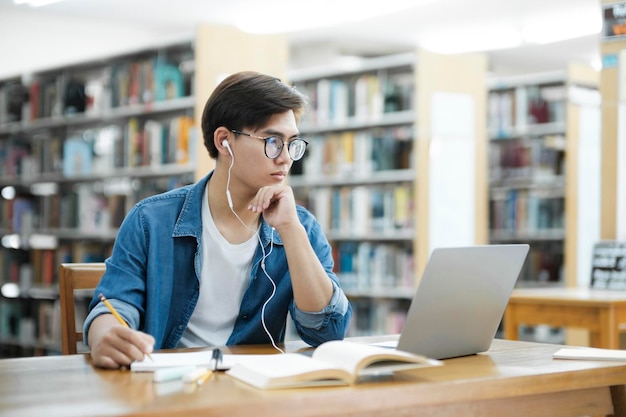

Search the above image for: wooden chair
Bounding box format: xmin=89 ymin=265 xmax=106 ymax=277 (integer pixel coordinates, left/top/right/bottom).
xmin=58 ymin=262 xmax=106 ymax=355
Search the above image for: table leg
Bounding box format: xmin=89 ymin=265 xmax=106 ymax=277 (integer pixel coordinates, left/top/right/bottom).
xmin=597 ymin=309 xmax=620 ymax=349
xmin=590 ymin=331 xmax=603 ymax=349
xmin=504 ymin=306 xmax=519 ymax=341
xmin=611 ymin=385 xmax=626 ymax=417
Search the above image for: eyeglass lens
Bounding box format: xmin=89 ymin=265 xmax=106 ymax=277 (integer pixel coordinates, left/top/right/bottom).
xmin=265 ymin=137 xmax=307 ymax=161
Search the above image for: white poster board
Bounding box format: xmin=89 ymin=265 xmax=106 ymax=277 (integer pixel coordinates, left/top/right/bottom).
xmin=576 ymin=103 xmax=601 ymax=286
xmin=618 ymin=50 xmax=626 ymax=241
xmin=618 ymin=103 xmax=626 ymax=241
xmin=428 ymin=92 xmax=476 ymax=253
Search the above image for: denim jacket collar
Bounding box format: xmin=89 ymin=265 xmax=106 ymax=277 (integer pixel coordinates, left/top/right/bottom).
xmin=172 ymin=171 xmax=283 ymax=247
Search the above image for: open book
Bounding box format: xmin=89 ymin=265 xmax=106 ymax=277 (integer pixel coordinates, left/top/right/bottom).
xmin=225 ymin=340 xmax=442 ymax=389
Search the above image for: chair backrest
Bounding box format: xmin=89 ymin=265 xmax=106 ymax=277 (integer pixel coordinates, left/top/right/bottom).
xmin=58 ymin=262 xmax=106 ymax=355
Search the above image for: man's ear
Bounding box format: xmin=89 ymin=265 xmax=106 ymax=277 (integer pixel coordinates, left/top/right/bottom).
xmin=214 ymin=127 xmax=231 ymax=156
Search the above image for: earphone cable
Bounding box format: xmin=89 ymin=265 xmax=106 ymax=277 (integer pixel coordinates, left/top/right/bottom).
xmin=226 ymin=151 xmax=284 ymax=354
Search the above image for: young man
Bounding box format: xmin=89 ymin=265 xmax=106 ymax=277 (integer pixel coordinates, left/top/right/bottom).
xmin=85 ymin=71 xmax=352 ymax=369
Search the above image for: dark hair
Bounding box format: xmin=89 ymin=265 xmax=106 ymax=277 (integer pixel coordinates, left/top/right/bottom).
xmin=201 ymin=71 xmax=307 ymax=159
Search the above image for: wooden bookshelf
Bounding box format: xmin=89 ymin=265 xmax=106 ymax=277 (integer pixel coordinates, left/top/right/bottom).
xmin=0 ymin=41 xmax=197 ymax=357
xmin=288 ymin=50 xmax=487 ymax=337
xmin=487 ymin=65 xmax=600 ymax=288
xmin=288 ymin=53 xmax=415 ymax=336
xmin=0 ymin=24 xmax=288 ymax=357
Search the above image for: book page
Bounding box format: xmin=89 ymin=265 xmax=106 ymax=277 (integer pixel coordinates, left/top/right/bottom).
xmin=312 ymin=340 xmax=439 ymax=376
xmin=226 ymin=353 xmax=353 ymax=389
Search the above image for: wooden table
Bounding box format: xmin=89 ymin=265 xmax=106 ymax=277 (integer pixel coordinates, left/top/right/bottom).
xmin=1 ymin=337 xmax=626 ymax=417
xmin=504 ymin=287 xmax=626 ymax=349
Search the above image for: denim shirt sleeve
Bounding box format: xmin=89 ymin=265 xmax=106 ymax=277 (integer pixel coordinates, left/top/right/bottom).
xmin=292 ymin=280 xmax=349 ymax=328
xmin=83 ymin=298 xmax=141 ymax=345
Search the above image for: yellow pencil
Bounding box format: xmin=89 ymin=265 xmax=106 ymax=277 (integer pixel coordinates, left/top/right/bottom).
xmin=196 ymin=369 xmax=213 ymax=385
xmin=99 ymin=294 xmax=153 ymax=361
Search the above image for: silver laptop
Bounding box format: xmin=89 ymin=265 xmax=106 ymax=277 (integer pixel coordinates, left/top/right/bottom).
xmin=396 ymin=244 xmax=530 ymax=359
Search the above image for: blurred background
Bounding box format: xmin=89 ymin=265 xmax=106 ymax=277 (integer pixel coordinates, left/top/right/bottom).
xmin=0 ymin=0 xmax=620 ymax=357
xmin=0 ymin=0 xmax=602 ymax=77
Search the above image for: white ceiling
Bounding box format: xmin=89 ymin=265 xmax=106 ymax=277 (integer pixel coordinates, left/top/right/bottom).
xmin=0 ymin=0 xmax=604 ymax=76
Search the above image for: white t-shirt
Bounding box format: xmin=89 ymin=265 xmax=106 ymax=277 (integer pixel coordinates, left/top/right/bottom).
xmin=178 ymin=189 xmax=257 ymax=347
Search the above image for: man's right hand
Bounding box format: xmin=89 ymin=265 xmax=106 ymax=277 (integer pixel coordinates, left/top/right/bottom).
xmin=87 ymin=314 xmax=155 ymax=369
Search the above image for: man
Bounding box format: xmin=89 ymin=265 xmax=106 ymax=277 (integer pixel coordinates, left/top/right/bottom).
xmin=85 ymin=71 xmax=352 ymax=369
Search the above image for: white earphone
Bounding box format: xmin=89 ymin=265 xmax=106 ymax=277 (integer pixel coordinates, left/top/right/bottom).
xmin=222 ymin=140 xmax=233 ymax=157
xmin=221 ymin=135 xmax=281 ymax=352
xmin=222 ymin=140 xmax=234 ymax=208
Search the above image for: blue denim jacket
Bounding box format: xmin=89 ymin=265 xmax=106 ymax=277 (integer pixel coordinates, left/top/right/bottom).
xmin=84 ymin=172 xmax=351 ymax=349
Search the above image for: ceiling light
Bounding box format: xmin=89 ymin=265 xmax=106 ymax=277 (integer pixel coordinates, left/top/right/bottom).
xmin=420 ymin=27 xmax=523 ymax=54
xmin=13 ymin=0 xmax=65 ymax=7
xmin=235 ymin=0 xmax=441 ymax=34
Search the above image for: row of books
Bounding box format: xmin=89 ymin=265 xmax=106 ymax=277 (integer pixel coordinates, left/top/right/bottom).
xmin=300 ymin=183 xmax=413 ymax=236
xmin=294 ymin=70 xmax=413 ymax=126
xmin=0 ymin=243 xmax=111 ymax=287
xmin=65 ymin=115 xmax=196 ymax=174
xmin=0 ymin=115 xmax=196 ymax=180
xmin=333 ymin=242 xmax=414 ymax=293
xmin=1 ymin=197 xmax=33 ymax=233
xmin=489 ymin=189 xmax=564 ymax=232
xmin=108 ymin=54 xmax=191 ymax=109
xmin=0 ymin=187 xmax=116 ymax=234
xmin=0 ymin=176 xmax=190 ymax=235
xmin=348 ymin=298 xmax=410 ymax=337
xmin=0 ymin=46 xmax=193 ymax=124
xmin=489 ymin=136 xmax=565 ymax=181
xmin=0 ymin=79 xmax=26 ymax=124
xmin=297 ymin=126 xmax=413 ymax=179
xmin=516 ymin=243 xmax=564 ymax=284
xmin=488 ymin=84 xmax=566 ymax=138
xmin=0 ymin=298 xmax=62 ymax=351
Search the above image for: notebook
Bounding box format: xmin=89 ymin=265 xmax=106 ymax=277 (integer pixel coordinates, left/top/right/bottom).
xmin=392 ymin=244 xmax=530 ymax=359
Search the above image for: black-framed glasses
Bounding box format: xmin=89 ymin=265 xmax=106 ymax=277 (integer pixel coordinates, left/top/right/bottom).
xmin=231 ymin=129 xmax=309 ymax=161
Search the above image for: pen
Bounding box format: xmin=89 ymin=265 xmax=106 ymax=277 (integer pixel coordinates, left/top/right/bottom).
xmin=99 ymin=294 xmax=153 ymax=361
xmin=210 ymin=348 xmax=223 ymax=371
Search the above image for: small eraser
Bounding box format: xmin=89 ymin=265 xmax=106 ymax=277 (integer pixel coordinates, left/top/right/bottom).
xmin=153 ymin=366 xmax=196 ymax=383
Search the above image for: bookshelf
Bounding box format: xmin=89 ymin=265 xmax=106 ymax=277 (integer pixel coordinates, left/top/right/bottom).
xmin=0 ymin=24 xmax=289 ymax=357
xmin=0 ymin=41 xmax=196 ymax=357
xmin=488 ymin=71 xmax=568 ymax=286
xmin=487 ymin=65 xmax=600 ymax=289
xmin=288 ymin=53 xmax=415 ymax=337
xmin=288 ymin=50 xmax=487 ymax=337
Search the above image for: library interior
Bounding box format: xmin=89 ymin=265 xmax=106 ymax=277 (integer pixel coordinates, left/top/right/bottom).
xmin=2 ymin=1 xmax=626 ymax=414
